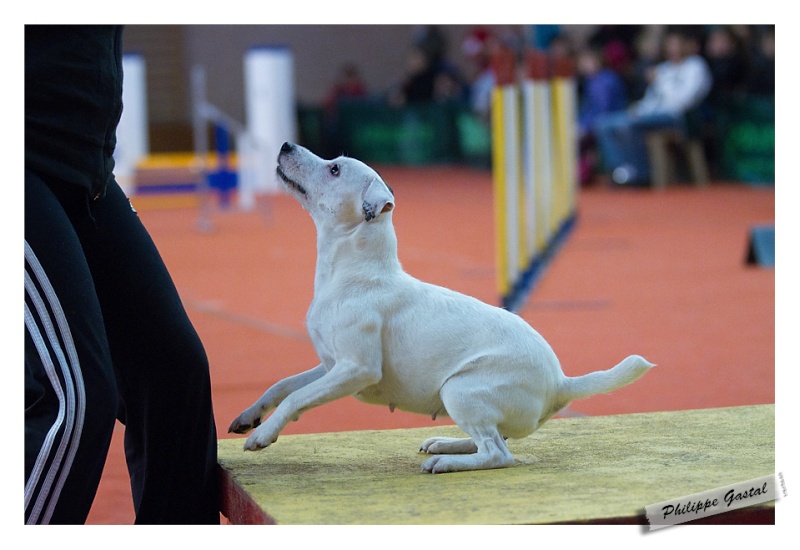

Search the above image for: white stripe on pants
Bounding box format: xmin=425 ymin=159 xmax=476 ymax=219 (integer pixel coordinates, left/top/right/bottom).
xmin=24 ymin=241 xmax=86 ymax=525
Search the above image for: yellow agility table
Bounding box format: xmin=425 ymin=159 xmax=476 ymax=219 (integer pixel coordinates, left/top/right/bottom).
xmin=217 ymin=404 xmax=774 ymax=525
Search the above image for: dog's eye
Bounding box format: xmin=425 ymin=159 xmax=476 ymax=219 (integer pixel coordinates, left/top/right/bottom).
xmin=330 ymin=164 xmax=340 ymax=177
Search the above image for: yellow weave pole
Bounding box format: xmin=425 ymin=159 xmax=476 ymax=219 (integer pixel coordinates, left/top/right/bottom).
xmin=499 ymin=84 xmax=521 ymax=294
xmin=490 ymin=46 xmax=519 ymax=301
xmin=562 ymin=76 xmax=578 ymax=215
xmin=551 ymin=55 xmax=577 ymax=228
xmin=491 ymin=85 xmax=509 ymax=297
xmin=550 ymin=77 xmax=566 ymax=234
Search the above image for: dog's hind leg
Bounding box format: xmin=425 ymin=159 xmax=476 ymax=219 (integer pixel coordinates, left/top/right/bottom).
xmin=419 ymin=437 xmax=477 ymax=455
xmin=420 ymin=377 xmax=515 ymax=474
xmin=420 ymin=425 xmax=512 ymax=474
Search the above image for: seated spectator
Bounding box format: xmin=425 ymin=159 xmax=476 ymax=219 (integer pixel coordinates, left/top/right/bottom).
xmin=747 ymin=26 xmax=775 ymax=96
xmin=705 ymin=26 xmax=749 ymax=103
xmin=388 ymin=46 xmax=437 ymax=106
xmin=461 ymin=26 xmax=497 ymax=122
xmin=413 ymin=24 xmax=468 ymax=103
xmin=322 ymin=63 xmax=368 ymax=157
xmin=703 ymin=26 xmax=750 ymax=176
xmin=389 ymin=45 xmax=465 ymax=107
xmin=528 ymin=24 xmax=561 ymax=50
xmin=593 ymin=27 xmax=713 ymax=185
xmin=324 ymin=63 xmax=367 ymax=113
xmin=576 ymin=46 xmax=629 ymax=185
xmin=601 ymin=38 xmax=633 ymax=77
xmin=627 ymin=26 xmax=663 ymax=101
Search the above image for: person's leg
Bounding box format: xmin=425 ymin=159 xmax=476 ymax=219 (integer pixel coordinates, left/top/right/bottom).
xmin=72 ymin=180 xmax=219 ymax=524
xmin=619 ymin=120 xmax=652 ymax=184
xmin=593 ymin=110 xmax=637 ymax=174
xmin=625 ymin=112 xmax=686 ymax=185
xmin=632 ymin=111 xmax=685 ymax=133
xmin=24 ymin=171 xmax=118 ymax=524
xmin=579 ymin=133 xmax=598 ymax=185
xmin=595 ymin=110 xmax=664 ymax=185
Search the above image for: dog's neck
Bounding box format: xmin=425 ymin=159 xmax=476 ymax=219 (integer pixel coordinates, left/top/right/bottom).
xmin=313 ymin=215 xmax=402 ymax=292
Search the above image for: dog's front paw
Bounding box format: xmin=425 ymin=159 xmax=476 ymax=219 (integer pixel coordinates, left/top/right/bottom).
xmin=228 ymin=411 xmax=262 ymax=435
xmin=243 ymin=424 xmax=280 ymax=451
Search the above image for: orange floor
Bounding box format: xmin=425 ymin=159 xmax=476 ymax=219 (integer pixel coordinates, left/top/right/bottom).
xmin=85 ymin=167 xmax=775 ymax=524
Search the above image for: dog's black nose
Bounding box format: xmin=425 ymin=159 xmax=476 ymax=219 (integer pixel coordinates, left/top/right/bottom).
xmin=281 ymin=142 xmax=294 ymax=153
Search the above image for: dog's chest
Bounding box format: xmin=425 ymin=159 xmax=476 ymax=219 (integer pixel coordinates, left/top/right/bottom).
xmin=305 ymin=299 xmax=339 ymax=367
xmin=306 ymin=323 xmax=334 ymax=369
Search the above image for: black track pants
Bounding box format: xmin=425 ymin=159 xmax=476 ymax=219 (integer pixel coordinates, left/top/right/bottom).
xmin=24 ymin=172 xmax=219 ymax=524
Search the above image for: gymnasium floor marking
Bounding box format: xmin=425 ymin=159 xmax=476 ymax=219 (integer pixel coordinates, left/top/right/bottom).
xmin=186 ymin=298 xmax=310 ymax=342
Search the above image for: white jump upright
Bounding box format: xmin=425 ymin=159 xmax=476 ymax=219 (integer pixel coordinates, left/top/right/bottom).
xmin=115 ymin=53 xmax=149 ymax=195
xmin=243 ymin=46 xmax=298 ymax=206
xmin=188 ymin=45 xmax=297 ymax=232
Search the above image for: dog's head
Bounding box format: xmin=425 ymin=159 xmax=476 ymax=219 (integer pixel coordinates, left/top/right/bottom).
xmin=276 ymin=142 xmax=394 ymax=228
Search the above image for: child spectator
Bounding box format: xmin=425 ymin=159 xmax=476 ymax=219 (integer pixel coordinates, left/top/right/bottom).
xmin=576 ymin=46 xmax=629 ymax=184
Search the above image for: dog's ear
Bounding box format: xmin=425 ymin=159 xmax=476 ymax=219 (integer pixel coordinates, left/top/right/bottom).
xmin=362 ymin=178 xmax=394 ymax=222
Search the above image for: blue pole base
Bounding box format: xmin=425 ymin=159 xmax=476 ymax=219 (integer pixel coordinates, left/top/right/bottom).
xmin=501 ymin=212 xmax=578 ymax=312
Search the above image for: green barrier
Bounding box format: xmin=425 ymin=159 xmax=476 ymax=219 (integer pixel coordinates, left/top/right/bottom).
xmin=456 ymin=111 xmax=492 ymax=169
xmin=330 ymin=98 xmax=490 ymax=166
xmin=716 ymin=96 xmax=775 ymax=184
xmin=297 ymin=105 xmax=325 ymax=155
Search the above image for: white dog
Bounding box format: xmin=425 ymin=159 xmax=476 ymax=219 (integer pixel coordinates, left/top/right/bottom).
xmin=228 ymin=142 xmax=654 ymax=474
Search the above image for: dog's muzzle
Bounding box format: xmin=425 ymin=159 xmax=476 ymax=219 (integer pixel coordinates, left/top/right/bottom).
xmin=276 ymin=164 xmax=307 ymax=196
xmin=276 ymin=142 xmax=308 ymax=196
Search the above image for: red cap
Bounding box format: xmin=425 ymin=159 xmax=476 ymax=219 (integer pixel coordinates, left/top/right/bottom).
xmin=552 ymin=54 xmax=575 ymax=78
xmin=524 ymin=49 xmax=550 ymax=81
xmin=490 ymin=46 xmax=517 ymax=86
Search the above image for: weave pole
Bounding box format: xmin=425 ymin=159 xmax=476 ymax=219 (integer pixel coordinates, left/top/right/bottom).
xmin=491 ymin=48 xmax=578 ymax=311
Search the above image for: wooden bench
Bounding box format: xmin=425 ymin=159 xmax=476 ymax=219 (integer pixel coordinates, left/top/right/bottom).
xmin=217 ymin=404 xmax=774 ymax=525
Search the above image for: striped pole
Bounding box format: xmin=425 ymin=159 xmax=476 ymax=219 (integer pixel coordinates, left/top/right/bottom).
xmin=551 ymin=54 xmax=578 ymax=232
xmin=491 ymin=46 xmax=519 ymax=298
xmin=559 ymin=55 xmax=579 ymax=220
xmin=524 ymin=50 xmax=553 ymax=254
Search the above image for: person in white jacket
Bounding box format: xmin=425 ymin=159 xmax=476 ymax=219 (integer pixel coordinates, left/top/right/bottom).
xmin=595 ymin=28 xmax=713 ymax=185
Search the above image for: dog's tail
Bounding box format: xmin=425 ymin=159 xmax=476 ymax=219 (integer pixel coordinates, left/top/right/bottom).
xmin=557 ymin=355 xmax=655 ymax=402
